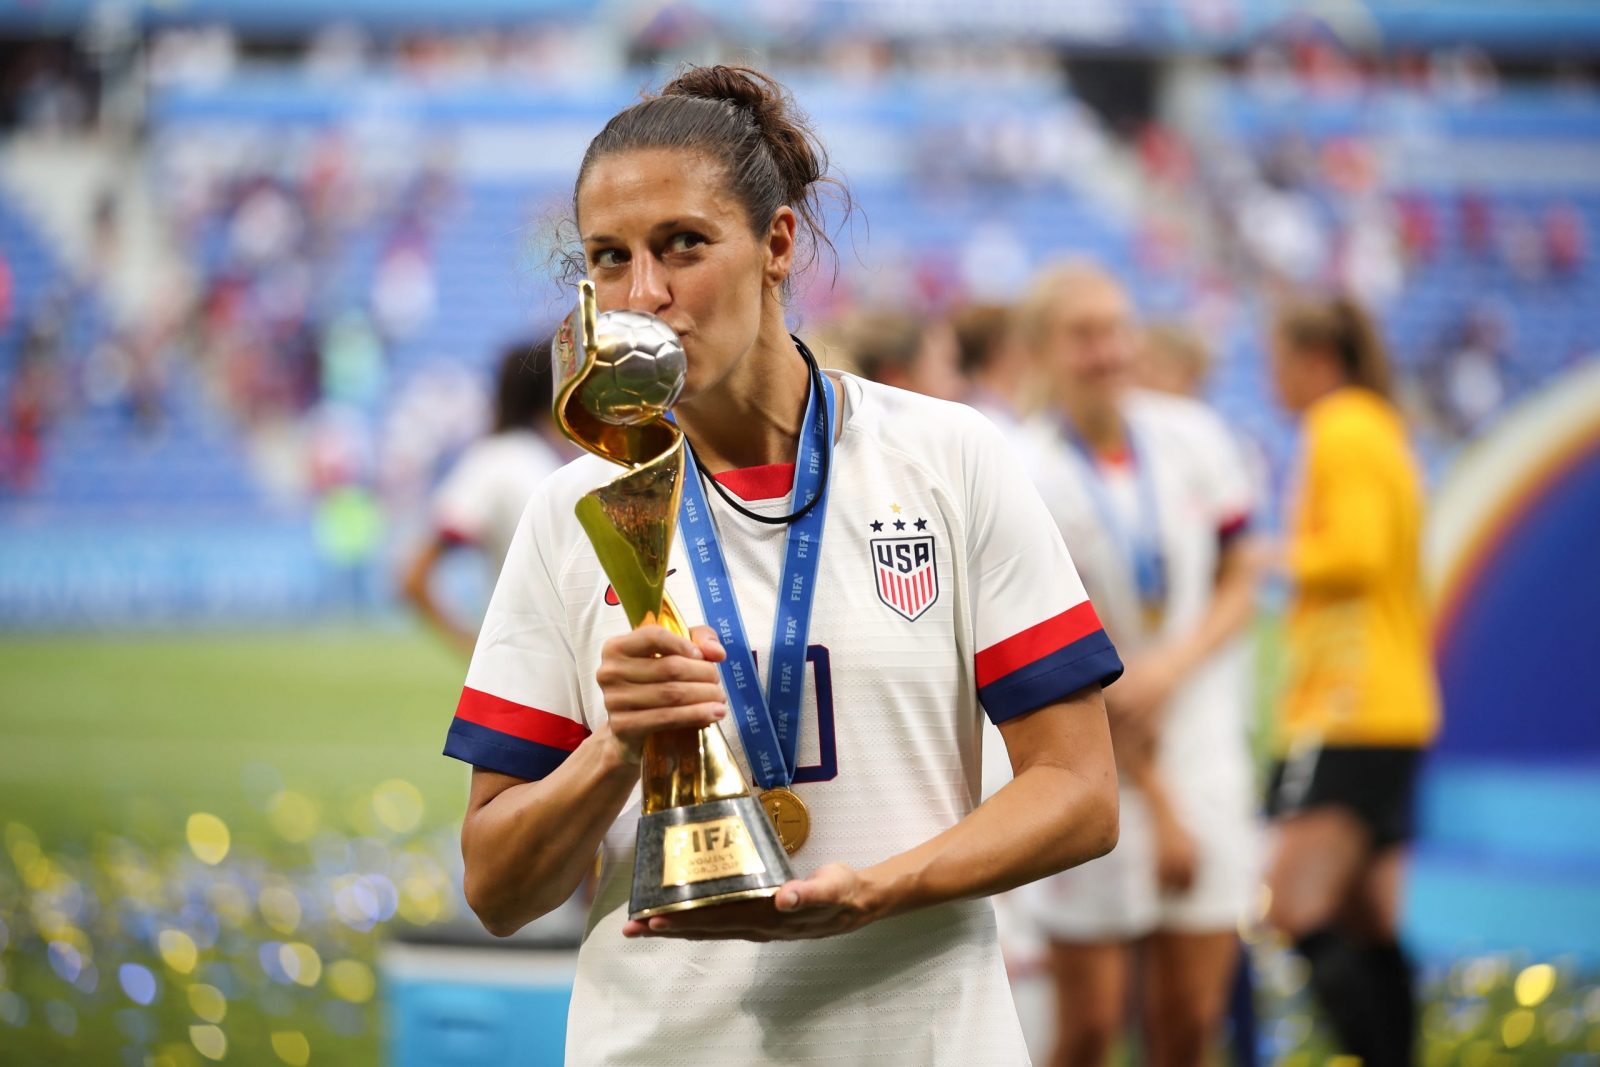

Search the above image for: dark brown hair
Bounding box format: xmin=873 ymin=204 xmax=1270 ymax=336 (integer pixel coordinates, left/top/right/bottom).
xmin=1275 ymin=296 xmax=1393 ymax=399
xmin=831 ymin=309 xmax=926 ymax=385
xmin=572 ymin=64 xmax=845 ymax=286
xmin=950 ymin=303 xmax=1015 ymax=377
xmin=492 ymin=336 xmax=554 ymax=435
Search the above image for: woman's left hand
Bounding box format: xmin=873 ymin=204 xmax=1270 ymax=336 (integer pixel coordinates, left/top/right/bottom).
xmin=621 ymin=863 xmax=885 ymax=942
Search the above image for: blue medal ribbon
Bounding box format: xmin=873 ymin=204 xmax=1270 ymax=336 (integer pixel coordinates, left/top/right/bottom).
xmin=677 ymin=370 xmax=836 ymax=790
xmin=1060 ymin=418 xmax=1168 ymax=623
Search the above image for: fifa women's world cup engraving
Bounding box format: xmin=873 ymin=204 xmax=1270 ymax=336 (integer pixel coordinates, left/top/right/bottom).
xmin=552 ymin=281 xmax=795 ymax=920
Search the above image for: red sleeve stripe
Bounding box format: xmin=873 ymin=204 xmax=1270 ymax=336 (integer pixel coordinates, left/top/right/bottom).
xmin=453 ymin=687 xmax=590 ymax=751
xmin=975 ymin=602 xmax=1105 ymax=688
xmin=1218 ymin=512 xmax=1251 ymax=541
xmin=436 ymin=525 xmax=476 ymax=547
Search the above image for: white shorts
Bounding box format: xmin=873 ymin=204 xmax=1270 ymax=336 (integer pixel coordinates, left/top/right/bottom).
xmin=1027 ymin=773 xmax=1260 ymax=942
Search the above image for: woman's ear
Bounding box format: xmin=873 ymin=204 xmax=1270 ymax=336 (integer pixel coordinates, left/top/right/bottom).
xmin=763 ymin=206 xmax=798 ymax=289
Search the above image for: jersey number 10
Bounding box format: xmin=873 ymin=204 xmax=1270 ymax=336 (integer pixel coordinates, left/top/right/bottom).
xmin=749 ymin=645 xmax=837 ymax=784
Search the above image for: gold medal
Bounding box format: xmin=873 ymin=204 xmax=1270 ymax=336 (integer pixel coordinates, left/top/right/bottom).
xmin=759 ymin=787 xmax=810 ymax=854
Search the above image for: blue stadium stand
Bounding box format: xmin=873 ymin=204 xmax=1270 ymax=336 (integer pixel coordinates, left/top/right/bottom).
xmin=5 ymin=80 xmax=1600 ymax=636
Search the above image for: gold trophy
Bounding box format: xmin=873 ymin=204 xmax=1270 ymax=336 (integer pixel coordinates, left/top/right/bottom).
xmin=552 ymin=281 xmax=794 ymax=920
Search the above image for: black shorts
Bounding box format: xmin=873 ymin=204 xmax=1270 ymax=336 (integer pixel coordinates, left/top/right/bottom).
xmin=1266 ymin=746 xmax=1425 ymax=851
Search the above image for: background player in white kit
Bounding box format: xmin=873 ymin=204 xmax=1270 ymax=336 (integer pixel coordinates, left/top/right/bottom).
xmin=441 ymin=66 xmax=1124 ymax=1065
xmin=1018 ymin=262 xmax=1265 ymax=1067
xmin=401 ymin=339 xmax=567 ymax=656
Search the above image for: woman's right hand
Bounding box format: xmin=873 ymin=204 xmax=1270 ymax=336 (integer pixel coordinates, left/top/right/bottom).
xmin=1152 ymin=809 xmax=1199 ymax=895
xmin=594 ymin=621 xmax=729 ymax=766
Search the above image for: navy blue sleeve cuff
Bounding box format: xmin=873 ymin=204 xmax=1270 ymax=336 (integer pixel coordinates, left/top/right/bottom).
xmin=443 ymin=718 xmax=572 ymax=781
xmin=979 ymin=631 xmax=1124 ymax=725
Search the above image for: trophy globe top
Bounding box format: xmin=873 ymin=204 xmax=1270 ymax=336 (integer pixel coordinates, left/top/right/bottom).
xmin=553 ymin=283 xmax=688 ymax=467
xmin=581 ymin=310 xmax=687 ymax=427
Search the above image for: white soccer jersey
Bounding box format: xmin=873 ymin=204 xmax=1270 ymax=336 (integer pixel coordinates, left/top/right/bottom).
xmin=432 ymin=429 xmax=564 ymax=577
xmin=1022 ymin=389 xmax=1258 ymax=937
xmin=443 ymin=373 xmax=1121 ymax=1066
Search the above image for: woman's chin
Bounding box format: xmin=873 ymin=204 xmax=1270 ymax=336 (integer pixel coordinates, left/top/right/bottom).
xmin=673 ymin=375 xmax=707 ymax=413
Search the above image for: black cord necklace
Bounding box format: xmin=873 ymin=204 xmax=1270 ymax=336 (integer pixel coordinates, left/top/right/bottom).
xmin=684 ymin=336 xmax=832 ymax=527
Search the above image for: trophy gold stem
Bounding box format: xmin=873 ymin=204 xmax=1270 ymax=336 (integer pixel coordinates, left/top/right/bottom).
xmin=638 ymin=599 xmax=749 ymax=815
xmin=570 ymin=441 xmax=750 ymax=817
xmin=554 ymin=282 xmax=792 ymax=919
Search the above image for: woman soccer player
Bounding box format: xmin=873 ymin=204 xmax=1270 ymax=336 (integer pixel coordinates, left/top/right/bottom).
xmin=1019 ymin=262 xmax=1264 ymax=1067
xmin=441 ymin=65 xmax=1123 ymax=1065
xmin=1263 ymin=297 xmax=1440 ymax=1067
xmin=401 ymin=338 xmax=566 ymax=657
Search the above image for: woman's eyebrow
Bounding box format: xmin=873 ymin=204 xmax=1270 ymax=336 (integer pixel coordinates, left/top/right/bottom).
xmin=652 ymin=216 xmax=715 ymax=233
xmin=584 ymin=216 xmax=717 ymax=246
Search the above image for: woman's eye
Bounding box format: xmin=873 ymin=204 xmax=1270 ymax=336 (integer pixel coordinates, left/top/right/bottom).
xmin=591 ymin=248 xmax=625 ymax=269
xmin=666 ymin=232 xmax=706 ymax=254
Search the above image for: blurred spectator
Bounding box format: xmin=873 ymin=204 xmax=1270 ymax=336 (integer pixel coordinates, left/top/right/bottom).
xmin=1237 ymin=173 xmax=1328 ymax=285
xmin=372 ymin=239 xmax=437 ymax=342
xmin=1545 ymin=203 xmax=1588 ymax=278
xmin=950 ymin=302 xmax=1029 ymax=429
xmin=1137 ymin=322 xmax=1212 ymax=399
xmin=1424 ymin=303 xmax=1514 ymax=440
xmin=0 ymin=248 xmax=11 ymax=332
xmin=1428 ymin=45 xmax=1499 ymax=101
xmin=3 ymin=297 xmax=69 ymax=490
xmin=146 ymin=25 xmax=238 ymax=90
xmin=1500 ymin=210 xmax=1548 ymax=282
xmin=84 ymin=330 xmax=167 ymax=436
xmin=1339 ymin=197 xmax=1405 ymax=310
xmin=319 ymin=310 xmax=385 ymax=408
xmin=1458 ymin=193 xmax=1493 ymax=258
xmin=1263 ymin=295 xmax=1438 ymax=1067
xmin=305 ymin=22 xmax=373 ymax=82
xmin=8 ymin=45 xmax=94 ymax=133
xmin=4 ymin=354 xmax=58 ymax=491
xmin=314 ymin=482 xmax=385 ymax=612
xmin=1393 ymin=194 xmax=1437 ymax=266
xmin=1018 ymin=261 xmax=1263 ymax=1067
xmin=830 ymin=309 xmax=964 ymax=402
xmin=401 ymin=338 xmax=566 ymax=656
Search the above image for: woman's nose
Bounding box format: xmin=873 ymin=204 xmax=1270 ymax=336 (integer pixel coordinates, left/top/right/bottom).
xmin=627 ymin=256 xmax=671 ymax=316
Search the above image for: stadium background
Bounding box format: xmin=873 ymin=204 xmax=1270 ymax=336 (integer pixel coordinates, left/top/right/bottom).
xmin=1 ymin=0 xmax=1598 ymax=1064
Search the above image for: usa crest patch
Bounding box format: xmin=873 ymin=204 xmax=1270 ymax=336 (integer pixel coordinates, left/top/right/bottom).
xmin=871 ymin=535 xmax=939 ymax=621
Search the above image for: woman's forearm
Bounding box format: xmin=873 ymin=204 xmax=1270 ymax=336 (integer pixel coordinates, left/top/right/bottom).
xmin=461 ymin=731 xmax=640 ymax=935
xmin=1168 ymin=534 xmax=1265 ymax=682
xmin=401 ymin=539 xmax=476 ymax=655
xmin=866 ymin=760 xmax=1117 ymax=918
xmin=861 ymin=695 xmax=1119 ymax=919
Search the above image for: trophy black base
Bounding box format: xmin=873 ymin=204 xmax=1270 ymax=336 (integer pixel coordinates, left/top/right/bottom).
xmin=630 ymin=795 xmax=795 ymax=920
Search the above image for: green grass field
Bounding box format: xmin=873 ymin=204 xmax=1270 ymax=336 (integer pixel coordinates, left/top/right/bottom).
xmin=1 ymin=628 xmax=468 ymax=848
xmin=0 ymin=627 xmax=471 ymax=1066
xmin=3 ymin=627 xmax=1594 ymax=1067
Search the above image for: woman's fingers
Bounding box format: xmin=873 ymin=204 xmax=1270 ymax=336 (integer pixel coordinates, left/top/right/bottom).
xmin=603 ymin=623 xmax=704 ymax=662
xmin=688 ymin=625 xmax=727 ymax=662
xmin=602 ymin=680 xmax=728 ymax=712
xmin=597 ymin=648 xmax=722 ymax=687
xmin=596 ymin=622 xmax=730 ymax=744
xmin=610 ymin=703 xmax=728 ymax=740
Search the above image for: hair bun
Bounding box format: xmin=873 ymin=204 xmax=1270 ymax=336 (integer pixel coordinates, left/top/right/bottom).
xmin=661 ymin=65 xmax=822 ymax=195
xmin=662 ymin=64 xmax=777 ymax=118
